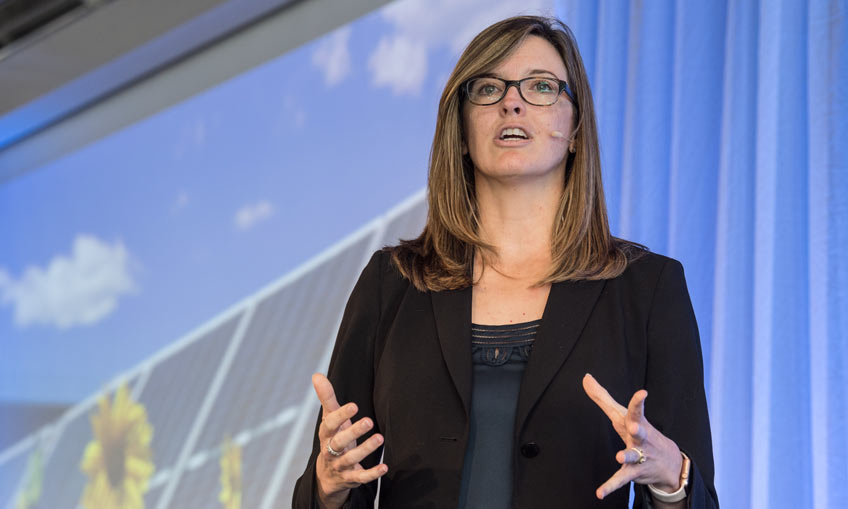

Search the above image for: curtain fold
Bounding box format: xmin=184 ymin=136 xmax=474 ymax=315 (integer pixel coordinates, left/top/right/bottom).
xmin=586 ymin=1 xmax=629 ymax=232
xmin=808 ymin=2 xmax=848 ymax=509
xmin=753 ymin=1 xmax=813 ymax=506
xmin=712 ymin=0 xmax=757 ymax=506
xmin=555 ymin=1 xmax=848 ymax=507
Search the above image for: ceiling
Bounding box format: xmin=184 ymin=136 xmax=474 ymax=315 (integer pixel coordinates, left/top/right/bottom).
xmin=0 ymin=0 xmax=389 ymax=180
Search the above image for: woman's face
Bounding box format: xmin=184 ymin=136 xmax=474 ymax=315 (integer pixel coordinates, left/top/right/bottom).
xmin=462 ymin=35 xmax=576 ymax=184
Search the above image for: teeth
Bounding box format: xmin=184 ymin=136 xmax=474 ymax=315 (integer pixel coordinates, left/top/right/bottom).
xmin=500 ymin=127 xmax=528 ymax=139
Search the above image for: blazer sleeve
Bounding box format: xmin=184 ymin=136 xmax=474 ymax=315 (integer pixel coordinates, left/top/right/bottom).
xmin=292 ymin=251 xmax=386 ymax=509
xmin=636 ymin=258 xmax=719 ymax=509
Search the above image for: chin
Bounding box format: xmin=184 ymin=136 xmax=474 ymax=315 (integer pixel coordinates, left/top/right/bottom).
xmin=478 ymin=168 xmax=542 ymax=181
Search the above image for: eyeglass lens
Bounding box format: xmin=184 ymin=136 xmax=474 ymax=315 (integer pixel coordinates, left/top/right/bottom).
xmin=467 ymin=77 xmax=563 ymax=106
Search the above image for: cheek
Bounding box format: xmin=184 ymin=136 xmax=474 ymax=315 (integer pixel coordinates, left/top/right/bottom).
xmin=563 ymin=108 xmax=577 ymax=133
xmin=463 ymin=115 xmax=490 ymax=157
xmin=465 ymin=113 xmax=481 ymax=140
xmin=548 ymin=104 xmax=576 ymax=134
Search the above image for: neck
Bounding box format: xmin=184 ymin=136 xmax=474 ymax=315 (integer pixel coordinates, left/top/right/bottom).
xmin=475 ymin=171 xmax=563 ymax=275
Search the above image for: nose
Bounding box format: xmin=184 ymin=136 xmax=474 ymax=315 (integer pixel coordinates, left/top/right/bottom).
xmin=500 ymin=83 xmax=524 ymax=115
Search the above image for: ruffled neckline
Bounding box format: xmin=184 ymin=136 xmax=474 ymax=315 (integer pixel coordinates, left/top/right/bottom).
xmin=470 ymin=319 xmax=540 ymax=366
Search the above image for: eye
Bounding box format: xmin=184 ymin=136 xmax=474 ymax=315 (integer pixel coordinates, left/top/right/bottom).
xmin=471 ymin=79 xmax=503 ymax=97
xmin=529 ymin=79 xmax=556 ymax=93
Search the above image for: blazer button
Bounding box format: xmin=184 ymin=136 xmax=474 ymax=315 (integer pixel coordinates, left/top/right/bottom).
xmin=520 ymin=442 xmax=540 ymax=458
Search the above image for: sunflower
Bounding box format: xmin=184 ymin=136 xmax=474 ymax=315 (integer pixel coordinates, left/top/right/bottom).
xmin=79 ymin=383 xmax=154 ymax=509
xmin=15 ymin=447 xmax=42 ymax=509
xmin=219 ymin=437 xmax=242 ymax=509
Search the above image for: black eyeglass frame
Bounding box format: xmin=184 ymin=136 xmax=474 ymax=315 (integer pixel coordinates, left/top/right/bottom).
xmin=463 ymin=76 xmax=577 ymax=107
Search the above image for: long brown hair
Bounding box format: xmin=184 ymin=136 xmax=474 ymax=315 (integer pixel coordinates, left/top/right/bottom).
xmin=389 ymin=15 xmax=644 ymax=291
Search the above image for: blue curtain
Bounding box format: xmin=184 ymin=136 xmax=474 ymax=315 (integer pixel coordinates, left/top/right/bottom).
xmin=555 ymin=1 xmax=848 ymax=507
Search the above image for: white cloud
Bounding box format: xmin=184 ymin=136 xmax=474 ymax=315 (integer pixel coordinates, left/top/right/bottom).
xmin=294 ymin=110 xmax=307 ymax=128
xmin=311 ymin=26 xmax=352 ymax=86
xmin=172 ymin=118 xmax=209 ymax=160
xmin=276 ymin=95 xmax=307 ymax=133
xmin=193 ymin=119 xmax=207 ymax=145
xmin=382 ymin=0 xmax=553 ymax=52
xmin=234 ymin=200 xmax=274 ymax=231
xmin=368 ymin=35 xmax=428 ymax=95
xmin=172 ymin=191 xmax=190 ymax=212
xmin=368 ymin=0 xmax=554 ymax=94
xmin=0 ymin=235 xmax=136 ymax=329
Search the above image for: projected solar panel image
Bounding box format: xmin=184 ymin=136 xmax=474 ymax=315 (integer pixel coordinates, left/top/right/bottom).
xmin=139 ymin=315 xmax=241 ymax=471
xmin=0 ymin=194 xmax=425 ymax=508
xmin=193 ymin=234 xmax=373 ymax=456
xmin=0 ymin=442 xmax=32 ymax=506
xmin=167 ymin=426 xmax=290 ymax=508
xmin=36 ymin=377 xmax=142 ymax=509
xmin=378 ymin=199 xmax=428 ymax=250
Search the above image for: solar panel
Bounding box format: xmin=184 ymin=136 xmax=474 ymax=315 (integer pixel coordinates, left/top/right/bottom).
xmin=36 ymin=377 xmax=140 ymax=508
xmin=143 ymin=483 xmax=166 ymax=508
xmin=378 ymin=192 xmax=427 ymax=248
xmin=160 ymin=444 xmax=221 ymax=508
xmin=137 ymin=313 xmax=241 ymax=471
xmin=271 ymin=412 xmax=319 ymax=506
xmin=167 ymin=424 xmax=295 ymax=508
xmin=3 ymin=191 xmax=430 ymax=507
xmin=194 ymin=232 xmax=374 ymax=454
xmin=0 ymin=441 xmax=32 ymax=508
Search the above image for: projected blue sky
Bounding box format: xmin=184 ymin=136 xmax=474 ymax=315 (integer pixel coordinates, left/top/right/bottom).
xmin=0 ymin=0 xmax=555 ymax=403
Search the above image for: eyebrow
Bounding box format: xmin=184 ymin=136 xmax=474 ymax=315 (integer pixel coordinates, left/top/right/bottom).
xmin=527 ymin=69 xmax=559 ymax=78
xmin=477 ymin=69 xmax=562 ymax=80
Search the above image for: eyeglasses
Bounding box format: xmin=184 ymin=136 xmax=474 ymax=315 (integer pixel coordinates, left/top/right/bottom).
xmin=464 ymin=76 xmax=577 ymax=107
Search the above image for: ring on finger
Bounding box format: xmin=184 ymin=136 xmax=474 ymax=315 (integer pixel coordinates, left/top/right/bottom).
xmin=327 ymin=439 xmax=344 ymax=457
xmin=630 ymin=447 xmax=646 ymax=464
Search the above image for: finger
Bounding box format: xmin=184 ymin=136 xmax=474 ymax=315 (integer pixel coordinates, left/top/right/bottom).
xmin=627 ymin=421 xmax=647 ymax=443
xmin=350 ymin=463 xmax=389 ymax=485
xmin=329 ymin=417 xmax=374 ymax=453
xmin=320 ymin=403 xmax=358 ymax=440
xmin=616 ymin=448 xmax=643 ymax=465
xmin=626 ymin=389 xmax=647 ymax=424
xmin=338 ymin=433 xmax=384 ymax=468
xmin=596 ymin=465 xmax=636 ymax=500
xmin=582 ymin=373 xmax=626 ymax=421
xmin=626 ymin=390 xmax=648 ymax=442
xmin=312 ymin=373 xmax=341 ymax=413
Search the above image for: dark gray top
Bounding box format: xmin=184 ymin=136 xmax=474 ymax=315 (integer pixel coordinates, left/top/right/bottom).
xmin=458 ymin=320 xmax=539 ymax=509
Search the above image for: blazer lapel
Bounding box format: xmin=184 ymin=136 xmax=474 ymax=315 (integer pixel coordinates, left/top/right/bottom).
xmin=430 ymin=286 xmax=473 ymax=417
xmin=515 ymin=278 xmax=606 ymax=431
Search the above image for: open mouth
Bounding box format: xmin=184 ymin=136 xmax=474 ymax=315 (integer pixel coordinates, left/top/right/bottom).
xmin=499 ymin=127 xmax=529 ymax=140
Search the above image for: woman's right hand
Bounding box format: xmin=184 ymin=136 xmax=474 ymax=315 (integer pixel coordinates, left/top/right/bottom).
xmin=311 ymin=373 xmax=388 ymax=508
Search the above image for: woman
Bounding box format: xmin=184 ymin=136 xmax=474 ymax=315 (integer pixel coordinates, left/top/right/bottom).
xmin=294 ymin=15 xmax=718 ymax=508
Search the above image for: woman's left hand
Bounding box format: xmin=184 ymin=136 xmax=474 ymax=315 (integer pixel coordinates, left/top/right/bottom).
xmin=582 ymin=373 xmax=683 ymax=500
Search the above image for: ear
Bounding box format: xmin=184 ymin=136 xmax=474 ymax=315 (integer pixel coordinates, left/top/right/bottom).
xmin=461 ymin=140 xmax=468 ymax=155
xmin=568 ymin=137 xmax=576 ymax=154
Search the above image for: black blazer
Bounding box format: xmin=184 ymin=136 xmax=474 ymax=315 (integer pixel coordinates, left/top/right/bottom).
xmin=293 ymin=250 xmax=718 ymax=508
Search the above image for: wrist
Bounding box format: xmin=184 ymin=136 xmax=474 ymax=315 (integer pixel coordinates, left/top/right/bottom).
xmin=660 ymin=447 xmax=684 ymax=490
xmin=648 ymin=451 xmax=690 ymax=503
xmin=316 ymin=476 xmax=350 ymax=509
xmin=653 ymin=466 xmax=682 ymax=493
xmin=316 ymin=487 xmax=350 ymax=509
